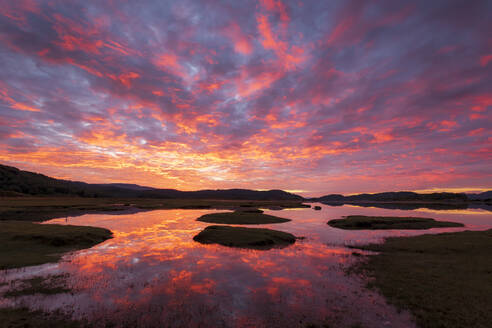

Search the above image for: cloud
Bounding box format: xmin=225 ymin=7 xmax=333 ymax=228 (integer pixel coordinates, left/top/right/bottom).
xmin=0 ymin=0 xmax=490 ymax=195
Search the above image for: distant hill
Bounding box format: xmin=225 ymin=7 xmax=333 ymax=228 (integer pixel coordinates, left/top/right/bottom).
xmin=467 ymin=191 xmax=492 ymax=201
xmin=96 ymin=183 xmax=157 ymax=191
xmin=0 ymin=164 xmax=302 ymax=200
xmin=311 ymin=191 xmax=478 ymax=203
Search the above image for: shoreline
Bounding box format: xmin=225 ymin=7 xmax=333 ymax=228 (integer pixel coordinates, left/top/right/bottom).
xmin=0 ymin=196 xmax=309 ymax=222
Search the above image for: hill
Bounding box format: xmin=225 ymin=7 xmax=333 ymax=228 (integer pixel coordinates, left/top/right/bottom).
xmin=0 ymin=164 xmax=302 ymax=200
xmin=467 ymin=191 xmax=492 ymax=201
xmin=310 ymin=191 xmax=486 ymax=203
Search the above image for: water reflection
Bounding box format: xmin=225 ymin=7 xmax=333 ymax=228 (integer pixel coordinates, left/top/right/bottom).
xmin=1 ymin=204 xmax=491 ymax=327
xmin=320 ymin=201 xmax=492 ymax=212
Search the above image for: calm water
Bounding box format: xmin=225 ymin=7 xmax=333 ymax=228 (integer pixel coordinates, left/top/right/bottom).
xmin=1 ymin=204 xmax=491 ymax=328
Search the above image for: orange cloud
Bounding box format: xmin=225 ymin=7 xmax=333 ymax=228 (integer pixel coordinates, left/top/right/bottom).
xmin=0 ymin=84 xmax=41 ymax=112
xmin=222 ymin=23 xmax=253 ymax=55
xmin=108 ymin=71 xmax=140 ymax=88
xmin=256 ymin=12 xmax=307 ymax=70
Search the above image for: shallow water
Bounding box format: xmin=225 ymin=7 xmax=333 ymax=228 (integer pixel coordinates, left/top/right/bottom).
xmin=1 ymin=204 xmax=491 ymax=328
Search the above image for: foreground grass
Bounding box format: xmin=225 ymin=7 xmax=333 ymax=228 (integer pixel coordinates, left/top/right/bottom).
xmin=354 ymin=229 xmax=492 ymax=328
xmin=0 ymin=221 xmax=112 ymax=269
xmin=0 ymin=308 xmax=81 ymax=328
xmin=193 ymin=225 xmax=296 ymax=249
xmin=328 ymin=215 xmax=463 ymax=230
xmin=4 ymin=275 xmax=70 ymax=298
xmin=0 ymin=197 xmax=307 ymax=221
xmin=197 ymin=210 xmax=291 ymax=224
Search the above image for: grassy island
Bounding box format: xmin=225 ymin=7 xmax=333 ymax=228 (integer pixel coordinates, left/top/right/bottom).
xmin=193 ymin=225 xmax=296 ymax=249
xmin=328 ymin=215 xmax=463 ymax=230
xmin=197 ymin=210 xmax=291 ymax=225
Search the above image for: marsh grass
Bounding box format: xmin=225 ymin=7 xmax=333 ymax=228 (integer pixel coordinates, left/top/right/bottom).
xmin=0 ymin=221 xmax=112 ymax=269
xmin=193 ymin=225 xmax=296 ymax=249
xmin=0 ymin=307 xmax=81 ymax=328
xmin=353 ymin=229 xmax=492 ymax=328
xmin=197 ymin=210 xmax=290 ymax=224
xmin=328 ymin=215 xmax=463 ymax=230
xmin=4 ymin=275 xmax=70 ymax=298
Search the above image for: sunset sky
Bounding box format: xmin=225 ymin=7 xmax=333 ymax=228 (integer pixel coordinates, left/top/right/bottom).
xmin=0 ymin=0 xmax=490 ymax=196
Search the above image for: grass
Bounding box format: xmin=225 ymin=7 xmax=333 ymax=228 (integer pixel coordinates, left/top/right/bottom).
xmin=353 ymin=229 xmax=492 ymax=328
xmin=193 ymin=225 xmax=297 ymax=249
xmin=0 ymin=196 xmax=307 ymax=221
xmin=0 ymin=308 xmax=81 ymax=328
xmin=328 ymin=215 xmax=463 ymax=230
xmin=4 ymin=275 xmax=70 ymax=298
xmin=0 ymin=221 xmax=112 ymax=269
xmin=196 ymin=210 xmax=291 ymax=224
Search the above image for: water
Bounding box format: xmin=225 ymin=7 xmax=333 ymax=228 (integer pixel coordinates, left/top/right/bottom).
xmin=1 ymin=204 xmax=491 ymax=327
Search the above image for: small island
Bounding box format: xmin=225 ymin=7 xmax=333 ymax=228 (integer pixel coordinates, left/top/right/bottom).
xmin=193 ymin=225 xmax=296 ymax=250
xmin=327 ymin=215 xmax=464 ymax=230
xmin=196 ymin=210 xmax=291 ymax=224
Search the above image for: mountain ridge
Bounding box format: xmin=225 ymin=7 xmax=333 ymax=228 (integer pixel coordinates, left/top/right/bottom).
xmin=310 ymin=190 xmax=491 ymax=203
xmin=0 ymin=164 xmax=302 ymax=200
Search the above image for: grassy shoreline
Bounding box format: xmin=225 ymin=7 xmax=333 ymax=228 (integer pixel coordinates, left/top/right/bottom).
xmin=0 ymin=220 xmax=113 ymax=326
xmin=0 ymin=221 xmax=112 ymax=269
xmin=353 ymin=229 xmax=492 ymax=328
xmin=0 ymin=196 xmax=308 ymax=222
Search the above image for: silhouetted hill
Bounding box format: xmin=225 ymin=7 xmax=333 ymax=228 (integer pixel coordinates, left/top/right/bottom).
xmin=467 ymin=191 xmax=492 ymax=201
xmin=0 ymin=164 xmax=302 ymax=200
xmin=312 ymin=191 xmax=471 ymax=203
xmin=1 ymin=164 xmax=93 ymax=197
xmin=99 ymin=183 xmax=157 ymax=191
xmin=171 ymin=189 xmax=301 ymax=200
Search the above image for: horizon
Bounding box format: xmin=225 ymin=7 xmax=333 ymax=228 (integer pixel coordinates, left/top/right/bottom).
xmin=2 ymin=162 xmax=490 ymax=198
xmin=1 ymin=1 xmax=491 ymax=195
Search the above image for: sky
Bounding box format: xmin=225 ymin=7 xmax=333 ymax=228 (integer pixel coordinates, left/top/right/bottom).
xmin=0 ymin=0 xmax=491 ymax=196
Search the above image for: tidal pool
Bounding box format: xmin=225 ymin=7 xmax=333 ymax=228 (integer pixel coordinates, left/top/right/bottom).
xmin=1 ymin=204 xmax=491 ymax=328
